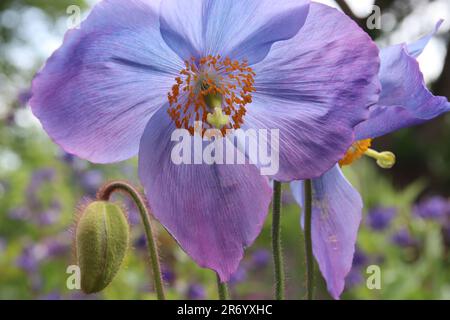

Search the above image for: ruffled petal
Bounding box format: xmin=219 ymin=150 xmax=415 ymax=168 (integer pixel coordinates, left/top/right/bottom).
xmin=291 ymin=165 xmax=363 ymax=299
xmin=355 ymin=42 xmax=450 ymax=140
xmin=242 ymin=3 xmax=380 ymax=181
xmin=408 ymin=20 xmax=444 ymax=58
xmin=159 ymin=0 xmax=310 ymax=64
xmin=31 ymin=0 xmax=183 ymax=163
xmin=138 ymin=107 xmax=272 ymax=281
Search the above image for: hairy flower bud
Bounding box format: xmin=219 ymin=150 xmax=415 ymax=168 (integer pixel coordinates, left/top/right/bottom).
xmin=76 ymin=201 xmax=129 ymax=294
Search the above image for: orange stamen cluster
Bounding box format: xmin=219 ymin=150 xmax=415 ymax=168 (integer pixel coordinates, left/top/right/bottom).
xmin=167 ymin=55 xmax=256 ymax=135
xmin=339 ymin=139 xmax=372 ymax=167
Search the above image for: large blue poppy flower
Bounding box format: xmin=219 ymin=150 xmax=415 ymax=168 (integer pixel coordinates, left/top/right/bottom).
xmin=30 ymin=0 xmax=380 ymax=281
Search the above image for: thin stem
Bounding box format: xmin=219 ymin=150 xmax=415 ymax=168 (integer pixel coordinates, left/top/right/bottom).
xmin=272 ymin=181 xmax=285 ymax=300
xmin=216 ymin=273 xmax=229 ymax=300
xmin=98 ymin=181 xmax=165 ymax=300
xmin=304 ymin=179 xmax=314 ymax=300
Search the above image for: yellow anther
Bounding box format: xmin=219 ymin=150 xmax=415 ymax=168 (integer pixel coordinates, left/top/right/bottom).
xmin=364 ymin=149 xmax=396 ymax=169
xmin=207 ymin=107 xmax=230 ymax=129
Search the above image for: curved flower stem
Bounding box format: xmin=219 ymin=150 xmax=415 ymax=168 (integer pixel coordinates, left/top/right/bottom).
xmin=304 ymin=179 xmax=314 ymax=300
xmin=216 ymin=273 xmax=230 ymax=300
xmin=272 ymin=181 xmax=285 ymax=300
xmin=97 ymin=181 xmax=165 ymax=300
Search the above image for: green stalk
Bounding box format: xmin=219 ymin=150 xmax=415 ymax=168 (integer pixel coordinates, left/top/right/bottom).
xmin=272 ymin=181 xmax=285 ymax=300
xmin=304 ymin=179 xmax=314 ymax=300
xmin=216 ymin=273 xmax=230 ymax=300
xmin=98 ymin=181 xmax=165 ymax=300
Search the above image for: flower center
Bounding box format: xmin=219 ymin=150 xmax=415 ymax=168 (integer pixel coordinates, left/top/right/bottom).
xmin=339 ymin=139 xmax=396 ymax=169
xmin=167 ymin=55 xmax=255 ymax=135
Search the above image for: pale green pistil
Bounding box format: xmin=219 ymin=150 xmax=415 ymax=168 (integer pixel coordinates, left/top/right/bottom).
xmin=205 ymin=93 xmax=230 ymax=129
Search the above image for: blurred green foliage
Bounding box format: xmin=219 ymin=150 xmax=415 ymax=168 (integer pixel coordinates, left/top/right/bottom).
xmin=0 ymin=0 xmax=449 ymax=300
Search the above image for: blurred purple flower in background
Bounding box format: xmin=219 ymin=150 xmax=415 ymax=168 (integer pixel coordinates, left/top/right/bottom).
xmin=71 ymin=292 xmax=99 ymax=300
xmin=45 ymin=238 xmax=70 ymax=258
xmin=345 ymin=268 xmax=364 ymax=289
xmin=161 ymin=267 xmax=176 ymax=286
xmin=16 ymin=237 xmax=70 ymax=274
xmin=38 ymin=292 xmax=62 ymax=300
xmin=27 ymin=168 xmax=55 ymax=189
xmin=345 ymin=247 xmax=369 ymax=289
xmin=79 ymin=170 xmax=103 ymax=197
xmin=60 ymin=150 xmax=107 ymax=199
xmin=392 ymin=229 xmax=416 ymax=248
xmin=8 ymin=207 xmax=31 ymax=221
xmin=251 ymin=249 xmax=271 ymax=270
xmin=229 ymin=265 xmax=248 ymax=286
xmin=26 ymin=168 xmax=55 ymax=206
xmin=367 ymin=207 xmax=396 ymax=231
xmin=352 ymin=247 xmax=369 ymax=268
xmin=37 ymin=200 xmax=62 ymax=226
xmin=134 ymin=234 xmax=147 ymax=251
xmin=16 ymin=244 xmax=47 ymax=273
xmin=187 ymin=284 xmax=205 ymax=300
xmin=61 ymin=152 xmax=75 ymax=165
xmin=414 ymin=196 xmax=450 ymax=221
xmin=10 ymin=204 xmax=61 ymax=227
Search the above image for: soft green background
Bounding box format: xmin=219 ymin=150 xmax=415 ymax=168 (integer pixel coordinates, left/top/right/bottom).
xmin=0 ymin=0 xmax=449 ymax=300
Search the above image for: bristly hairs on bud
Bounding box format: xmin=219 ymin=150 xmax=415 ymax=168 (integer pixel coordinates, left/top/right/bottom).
xmin=75 ymin=200 xmax=130 ymax=294
xmin=95 ymin=180 xmax=166 ymax=300
xmin=71 ymin=197 xmax=129 ymax=269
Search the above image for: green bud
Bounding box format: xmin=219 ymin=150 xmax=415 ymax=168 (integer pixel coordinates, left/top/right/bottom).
xmin=76 ymin=201 xmax=129 ymax=294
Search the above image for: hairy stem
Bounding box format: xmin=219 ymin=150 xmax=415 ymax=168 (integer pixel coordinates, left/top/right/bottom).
xmin=98 ymin=181 xmax=165 ymax=300
xmin=304 ymin=179 xmax=314 ymax=300
xmin=216 ymin=273 xmax=230 ymax=300
xmin=272 ymin=181 xmax=285 ymax=300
